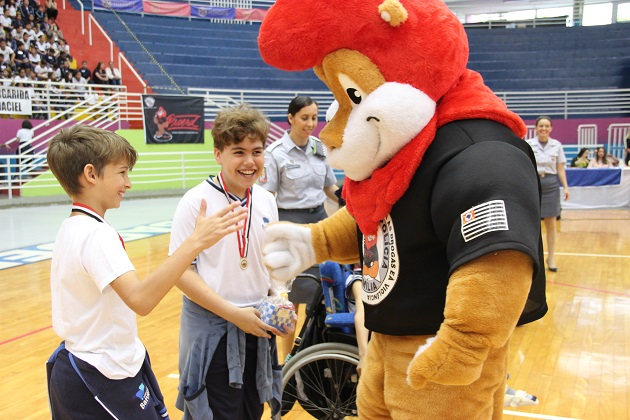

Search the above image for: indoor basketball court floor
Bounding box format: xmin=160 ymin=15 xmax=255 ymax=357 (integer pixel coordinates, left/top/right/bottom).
xmin=1 ymin=196 xmax=628 ymax=420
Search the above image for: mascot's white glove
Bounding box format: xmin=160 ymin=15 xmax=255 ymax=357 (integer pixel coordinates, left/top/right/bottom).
xmin=263 ymin=222 xmax=316 ymax=282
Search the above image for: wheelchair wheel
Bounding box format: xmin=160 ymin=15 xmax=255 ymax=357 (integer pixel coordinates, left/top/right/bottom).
xmin=281 ymin=342 xmax=360 ymax=419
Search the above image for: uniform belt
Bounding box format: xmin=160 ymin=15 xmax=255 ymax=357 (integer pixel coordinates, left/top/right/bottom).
xmin=279 ymin=204 xmax=324 ymax=214
xmin=539 ymin=173 xmax=545 ymax=178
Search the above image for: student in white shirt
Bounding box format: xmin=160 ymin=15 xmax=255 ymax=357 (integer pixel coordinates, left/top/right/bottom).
xmin=46 ymin=125 xmax=247 ymax=419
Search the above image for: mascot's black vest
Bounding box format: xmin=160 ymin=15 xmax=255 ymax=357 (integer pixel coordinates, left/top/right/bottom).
xmin=358 ymin=119 xmax=548 ymax=336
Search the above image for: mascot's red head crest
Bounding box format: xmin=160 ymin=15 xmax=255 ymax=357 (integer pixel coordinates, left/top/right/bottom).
xmin=259 ymin=0 xmax=526 ymax=235
xmin=258 ymin=0 xmax=468 ymax=103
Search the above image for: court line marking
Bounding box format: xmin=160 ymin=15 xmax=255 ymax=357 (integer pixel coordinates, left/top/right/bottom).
xmin=554 ymin=251 xmax=630 ymax=259
xmin=548 ymin=280 xmax=630 ymax=298
xmin=0 ymin=221 xmax=172 ymax=271
xmin=0 ymin=325 xmax=52 ymax=346
xmin=503 ymin=410 xmax=581 ymax=420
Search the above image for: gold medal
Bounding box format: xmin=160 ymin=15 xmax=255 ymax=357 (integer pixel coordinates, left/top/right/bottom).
xmin=217 ymin=173 xmax=252 ymax=272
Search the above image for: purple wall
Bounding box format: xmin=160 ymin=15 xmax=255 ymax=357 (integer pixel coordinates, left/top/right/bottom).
xmin=0 ymin=119 xmax=130 ymax=154
xmin=9 ymin=117 xmax=626 ymax=151
xmin=0 ymin=119 xmax=61 ymax=153
xmin=262 ymin=119 xmax=630 ymax=144
xmin=522 ymin=117 xmax=630 ymax=144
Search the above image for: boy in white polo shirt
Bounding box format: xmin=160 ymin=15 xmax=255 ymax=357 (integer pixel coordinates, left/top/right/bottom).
xmin=169 ymin=104 xmax=287 ymax=419
xmin=46 ymin=125 xmax=247 ymax=419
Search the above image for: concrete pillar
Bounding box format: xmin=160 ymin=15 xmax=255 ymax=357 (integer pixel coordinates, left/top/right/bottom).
xmin=573 ymin=0 xmax=584 ymax=26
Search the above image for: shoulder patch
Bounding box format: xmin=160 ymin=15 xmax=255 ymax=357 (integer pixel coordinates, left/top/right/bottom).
xmin=267 ymin=141 xmax=283 ymax=151
xmin=460 ymin=200 xmax=509 ymax=242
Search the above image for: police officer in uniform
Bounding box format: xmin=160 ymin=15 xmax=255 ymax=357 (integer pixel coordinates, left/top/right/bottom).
xmin=259 ymin=95 xmax=338 ymax=358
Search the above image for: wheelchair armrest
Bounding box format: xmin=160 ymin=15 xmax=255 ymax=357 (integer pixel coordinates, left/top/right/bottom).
xmin=325 ymin=312 xmax=355 ymax=328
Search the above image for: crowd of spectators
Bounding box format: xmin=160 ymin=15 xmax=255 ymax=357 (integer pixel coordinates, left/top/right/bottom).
xmin=569 ymin=146 xmax=622 ymax=168
xmin=0 ymin=0 xmax=122 ymax=118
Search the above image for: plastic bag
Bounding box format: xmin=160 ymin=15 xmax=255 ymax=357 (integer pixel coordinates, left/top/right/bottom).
xmin=259 ymin=279 xmax=296 ymax=333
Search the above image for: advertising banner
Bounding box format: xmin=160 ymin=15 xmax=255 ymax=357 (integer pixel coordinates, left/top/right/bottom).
xmin=190 ymin=6 xmax=236 ymax=19
xmin=142 ymin=95 xmax=205 ymax=144
xmin=93 ymin=0 xmax=143 ymax=12
xmin=0 ymin=86 xmax=32 ymax=115
xmin=143 ymin=1 xmax=190 ymax=16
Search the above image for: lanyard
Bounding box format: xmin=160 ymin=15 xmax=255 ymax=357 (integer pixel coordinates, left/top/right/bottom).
xmin=71 ymin=202 xmax=126 ymax=250
xmin=216 ymin=173 xmax=253 ymax=270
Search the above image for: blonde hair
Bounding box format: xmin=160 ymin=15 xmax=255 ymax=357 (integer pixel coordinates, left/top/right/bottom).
xmin=47 ymin=125 xmax=137 ymax=196
xmin=211 ymin=103 xmax=269 ymax=151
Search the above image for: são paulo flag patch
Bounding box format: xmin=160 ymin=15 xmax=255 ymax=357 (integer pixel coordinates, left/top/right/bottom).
xmin=460 ymin=200 xmax=509 ymax=242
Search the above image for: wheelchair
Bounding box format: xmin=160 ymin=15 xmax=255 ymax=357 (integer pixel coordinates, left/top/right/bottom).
xmin=279 ymin=262 xmax=361 ymax=419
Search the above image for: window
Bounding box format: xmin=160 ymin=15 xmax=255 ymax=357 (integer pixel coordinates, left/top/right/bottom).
xmin=582 ymin=3 xmax=612 ymax=26
xmin=617 ymin=2 xmax=630 ymax=22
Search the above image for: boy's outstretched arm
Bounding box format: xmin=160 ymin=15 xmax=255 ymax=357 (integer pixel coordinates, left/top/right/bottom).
xmin=110 ymin=200 xmax=247 ymax=316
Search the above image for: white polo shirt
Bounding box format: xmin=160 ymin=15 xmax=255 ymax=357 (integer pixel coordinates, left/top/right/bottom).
xmin=169 ymin=177 xmax=279 ymax=307
xmin=51 ymin=216 xmax=144 ymax=380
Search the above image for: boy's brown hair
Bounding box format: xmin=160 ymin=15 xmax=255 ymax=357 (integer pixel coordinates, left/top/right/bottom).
xmin=211 ymin=103 xmax=270 ymax=151
xmin=47 ymin=125 xmax=138 ymax=197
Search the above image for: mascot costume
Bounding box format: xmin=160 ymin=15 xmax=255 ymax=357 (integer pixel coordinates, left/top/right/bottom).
xmin=258 ymin=0 xmax=548 ymax=418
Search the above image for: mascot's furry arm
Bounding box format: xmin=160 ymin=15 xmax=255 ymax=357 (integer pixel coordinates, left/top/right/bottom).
xmin=407 ymin=250 xmax=532 ymax=387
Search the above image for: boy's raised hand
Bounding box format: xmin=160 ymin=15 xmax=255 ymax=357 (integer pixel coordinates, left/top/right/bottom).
xmin=191 ymin=199 xmax=248 ymax=250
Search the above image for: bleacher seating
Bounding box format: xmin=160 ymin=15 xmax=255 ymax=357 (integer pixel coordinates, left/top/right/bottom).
xmin=92 ymin=12 xmax=326 ymax=92
xmin=466 ymin=23 xmax=630 ymax=91
xmin=87 ymin=10 xmax=630 ymax=93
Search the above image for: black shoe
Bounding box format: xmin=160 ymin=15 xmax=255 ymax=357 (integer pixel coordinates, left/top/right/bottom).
xmin=546 ymin=260 xmax=557 ymax=272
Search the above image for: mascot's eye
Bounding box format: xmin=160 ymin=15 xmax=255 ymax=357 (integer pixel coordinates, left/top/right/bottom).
xmin=346 ymin=88 xmax=362 ymax=105
xmin=338 ymin=74 xmax=366 ymax=107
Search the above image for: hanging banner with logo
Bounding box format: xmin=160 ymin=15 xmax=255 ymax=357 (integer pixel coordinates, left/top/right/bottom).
xmin=0 ymin=86 xmax=32 ymax=115
xmin=93 ymin=0 xmax=143 ymax=12
xmin=143 ymin=0 xmax=190 ymax=16
xmin=190 ymin=6 xmax=235 ymax=19
xmin=142 ymin=95 xmax=205 ymax=144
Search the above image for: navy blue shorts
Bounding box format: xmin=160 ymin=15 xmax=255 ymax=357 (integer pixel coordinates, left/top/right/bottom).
xmin=47 ymin=344 xmax=169 ymax=419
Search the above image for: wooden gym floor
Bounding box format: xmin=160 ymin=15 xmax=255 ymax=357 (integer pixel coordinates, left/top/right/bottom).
xmin=0 ymin=203 xmax=628 ymax=420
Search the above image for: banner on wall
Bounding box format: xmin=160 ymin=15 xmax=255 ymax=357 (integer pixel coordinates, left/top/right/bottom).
xmin=190 ymin=6 xmax=235 ymax=19
xmin=93 ymin=0 xmax=143 ymax=12
xmin=0 ymin=86 xmax=32 ymax=115
xmin=236 ymin=8 xmax=266 ymax=21
xmin=143 ymin=0 xmax=190 ymax=16
xmin=142 ymin=95 xmax=204 ymax=144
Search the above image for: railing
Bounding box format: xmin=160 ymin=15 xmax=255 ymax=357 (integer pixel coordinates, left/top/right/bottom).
xmin=496 ymin=89 xmax=630 ymax=119
xmin=62 ymin=0 xmax=86 ymax=34
xmin=89 ymin=14 xmax=114 ymax=62
xmin=119 ymin=52 xmax=148 ymax=93
xmin=1 ymin=150 xmax=221 ymax=199
xmin=2 ymin=86 xmax=630 ymax=200
xmin=188 ymin=87 xmax=630 ymax=120
xmin=3 ymin=84 xmax=629 ymax=125
xmin=188 ymin=88 xmax=337 ymax=120
xmin=463 ymin=16 xmax=570 ymax=29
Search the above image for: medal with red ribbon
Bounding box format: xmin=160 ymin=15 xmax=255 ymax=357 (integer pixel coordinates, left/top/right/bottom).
xmin=70 ymin=202 xmax=126 ymax=250
xmin=217 ymin=172 xmax=252 ymax=270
